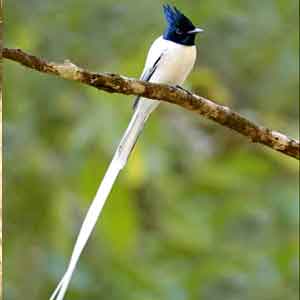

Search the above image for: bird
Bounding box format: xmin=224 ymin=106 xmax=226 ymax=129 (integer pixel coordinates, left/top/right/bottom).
xmin=50 ymin=4 xmax=203 ymax=300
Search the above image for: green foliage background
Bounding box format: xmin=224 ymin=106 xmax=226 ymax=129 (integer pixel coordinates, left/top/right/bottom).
xmin=4 ymin=1 xmax=299 ymax=299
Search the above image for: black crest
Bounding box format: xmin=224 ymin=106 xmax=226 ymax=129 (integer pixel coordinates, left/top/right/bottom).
xmin=163 ymin=4 xmax=195 ymax=32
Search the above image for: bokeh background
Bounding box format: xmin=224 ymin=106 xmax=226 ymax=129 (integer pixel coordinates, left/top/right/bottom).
xmin=4 ymin=1 xmax=299 ymax=299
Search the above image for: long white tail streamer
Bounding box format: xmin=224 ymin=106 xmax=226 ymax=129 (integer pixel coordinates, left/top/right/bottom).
xmin=50 ymin=101 xmax=157 ymax=300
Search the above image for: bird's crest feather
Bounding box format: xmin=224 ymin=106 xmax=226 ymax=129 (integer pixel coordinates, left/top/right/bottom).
xmin=163 ymin=4 xmax=195 ymax=30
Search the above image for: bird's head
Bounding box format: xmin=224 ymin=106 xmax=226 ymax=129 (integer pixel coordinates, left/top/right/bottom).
xmin=163 ymin=4 xmax=203 ymax=46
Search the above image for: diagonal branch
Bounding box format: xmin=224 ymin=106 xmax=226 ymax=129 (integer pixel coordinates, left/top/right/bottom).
xmin=3 ymin=47 xmax=299 ymax=160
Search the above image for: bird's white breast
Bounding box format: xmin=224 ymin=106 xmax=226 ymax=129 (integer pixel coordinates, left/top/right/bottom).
xmin=143 ymin=36 xmax=197 ymax=85
xmin=136 ymin=36 xmax=197 ymax=115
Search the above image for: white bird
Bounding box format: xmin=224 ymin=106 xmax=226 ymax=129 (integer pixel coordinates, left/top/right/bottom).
xmin=50 ymin=4 xmax=203 ymax=300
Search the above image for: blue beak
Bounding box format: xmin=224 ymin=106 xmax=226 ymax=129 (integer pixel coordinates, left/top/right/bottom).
xmin=187 ymin=28 xmax=204 ymax=34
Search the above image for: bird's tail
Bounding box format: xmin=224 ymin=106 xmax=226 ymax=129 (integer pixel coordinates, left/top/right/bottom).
xmin=50 ymin=101 xmax=156 ymax=300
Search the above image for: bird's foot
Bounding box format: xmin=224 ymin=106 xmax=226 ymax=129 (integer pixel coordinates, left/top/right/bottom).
xmin=175 ymin=85 xmax=193 ymax=96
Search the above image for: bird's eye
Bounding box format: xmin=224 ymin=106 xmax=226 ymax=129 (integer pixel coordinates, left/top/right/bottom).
xmin=176 ymin=28 xmax=183 ymax=35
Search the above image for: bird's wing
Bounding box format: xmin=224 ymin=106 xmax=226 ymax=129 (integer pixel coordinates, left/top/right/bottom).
xmin=133 ymin=53 xmax=163 ymax=109
xmin=50 ymin=47 xmax=167 ymax=300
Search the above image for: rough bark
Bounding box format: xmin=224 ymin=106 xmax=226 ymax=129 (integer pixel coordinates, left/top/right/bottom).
xmin=3 ymin=47 xmax=299 ymax=160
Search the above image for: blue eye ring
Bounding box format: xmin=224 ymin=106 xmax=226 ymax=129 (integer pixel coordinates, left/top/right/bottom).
xmin=176 ymin=28 xmax=183 ymax=35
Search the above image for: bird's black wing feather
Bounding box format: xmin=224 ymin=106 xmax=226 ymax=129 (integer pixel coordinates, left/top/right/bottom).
xmin=133 ymin=53 xmax=163 ymax=110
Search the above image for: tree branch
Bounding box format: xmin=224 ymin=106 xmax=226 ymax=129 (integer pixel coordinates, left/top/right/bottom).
xmin=3 ymin=47 xmax=299 ymax=160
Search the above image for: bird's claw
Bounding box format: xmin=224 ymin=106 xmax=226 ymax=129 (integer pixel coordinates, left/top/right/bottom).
xmin=175 ymin=85 xmax=193 ymax=96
